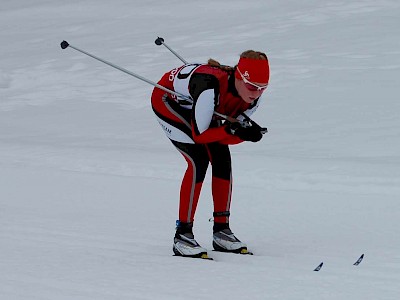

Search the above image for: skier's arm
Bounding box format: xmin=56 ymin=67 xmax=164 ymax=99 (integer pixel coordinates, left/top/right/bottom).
xmin=189 ymin=74 xmax=238 ymax=144
xmin=190 ymin=89 xmax=238 ymax=144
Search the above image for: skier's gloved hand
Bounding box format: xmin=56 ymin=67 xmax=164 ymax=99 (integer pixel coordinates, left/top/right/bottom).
xmin=225 ymin=121 xmax=263 ymax=142
xmin=225 ymin=121 xmax=240 ymax=135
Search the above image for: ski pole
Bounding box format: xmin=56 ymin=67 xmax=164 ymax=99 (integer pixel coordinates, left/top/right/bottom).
xmin=155 ymin=37 xmax=188 ymax=65
xmin=60 ymin=40 xmax=250 ymax=128
xmin=60 ymin=40 xmax=192 ymax=102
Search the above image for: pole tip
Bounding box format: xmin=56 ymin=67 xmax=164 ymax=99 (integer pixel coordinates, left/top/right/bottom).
xmin=60 ymin=40 xmax=70 ymax=49
xmin=155 ymin=37 xmax=164 ymax=46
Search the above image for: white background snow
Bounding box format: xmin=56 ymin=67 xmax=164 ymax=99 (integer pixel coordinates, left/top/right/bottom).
xmin=1 ymin=0 xmax=400 ymax=299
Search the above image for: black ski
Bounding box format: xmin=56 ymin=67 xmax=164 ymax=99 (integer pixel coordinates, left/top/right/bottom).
xmin=353 ymin=254 xmax=364 ymax=266
xmin=314 ymin=254 xmax=365 ymax=271
xmin=314 ymin=262 xmax=324 ymax=271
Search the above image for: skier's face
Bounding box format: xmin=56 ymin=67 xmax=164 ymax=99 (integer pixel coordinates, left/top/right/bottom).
xmin=235 ymin=77 xmax=267 ymax=103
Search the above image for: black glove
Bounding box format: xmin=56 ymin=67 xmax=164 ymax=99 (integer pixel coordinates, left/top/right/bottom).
xmin=225 ymin=121 xmax=263 ymax=142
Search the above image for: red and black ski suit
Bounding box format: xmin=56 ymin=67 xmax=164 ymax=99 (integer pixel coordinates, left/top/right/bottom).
xmin=151 ymin=64 xmax=260 ymax=224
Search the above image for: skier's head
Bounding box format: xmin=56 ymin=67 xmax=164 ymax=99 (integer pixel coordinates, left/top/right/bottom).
xmin=234 ymin=50 xmax=269 ymax=103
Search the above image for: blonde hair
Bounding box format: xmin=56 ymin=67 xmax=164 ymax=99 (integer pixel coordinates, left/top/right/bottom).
xmin=239 ymin=50 xmax=268 ymax=61
xmin=207 ymin=50 xmax=268 ymax=71
xmin=207 ymin=58 xmax=234 ymax=72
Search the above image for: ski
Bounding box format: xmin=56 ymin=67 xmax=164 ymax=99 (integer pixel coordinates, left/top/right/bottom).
xmin=314 ymin=262 xmax=324 ymax=271
xmin=353 ymin=254 xmax=364 ymax=266
xmin=314 ymin=254 xmax=365 ymax=271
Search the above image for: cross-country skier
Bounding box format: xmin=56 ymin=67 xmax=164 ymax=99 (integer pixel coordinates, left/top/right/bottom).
xmin=151 ymin=50 xmax=270 ymax=258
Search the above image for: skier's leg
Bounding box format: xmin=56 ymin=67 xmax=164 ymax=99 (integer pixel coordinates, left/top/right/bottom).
xmin=207 ymin=143 xmax=249 ymax=253
xmin=171 ymin=141 xmax=210 ymax=257
xmin=172 ymin=141 xmax=209 ymax=224
xmin=206 ymin=143 xmax=232 ymax=224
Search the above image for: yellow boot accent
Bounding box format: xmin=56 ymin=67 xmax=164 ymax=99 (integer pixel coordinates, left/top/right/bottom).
xmin=200 ymin=253 xmax=213 ymax=260
xmin=240 ymin=248 xmax=253 ymax=255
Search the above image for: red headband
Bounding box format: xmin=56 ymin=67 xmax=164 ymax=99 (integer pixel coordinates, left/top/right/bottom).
xmin=235 ymin=57 xmax=270 ymax=84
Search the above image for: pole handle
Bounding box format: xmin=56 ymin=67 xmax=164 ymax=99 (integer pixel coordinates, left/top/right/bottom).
xmin=154 ymin=36 xmax=188 ymax=65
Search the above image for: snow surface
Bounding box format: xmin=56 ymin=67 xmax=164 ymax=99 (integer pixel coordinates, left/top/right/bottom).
xmin=1 ymin=0 xmax=400 ymax=299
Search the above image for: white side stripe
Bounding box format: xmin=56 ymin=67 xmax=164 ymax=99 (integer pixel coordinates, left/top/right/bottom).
xmin=156 ymin=117 xmax=194 ymax=143
xmin=194 ymin=89 xmax=215 ymax=134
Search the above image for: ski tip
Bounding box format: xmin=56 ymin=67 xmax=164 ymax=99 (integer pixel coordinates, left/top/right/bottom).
xmin=314 ymin=262 xmax=324 ymax=272
xmin=353 ymin=253 xmax=365 ymax=266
